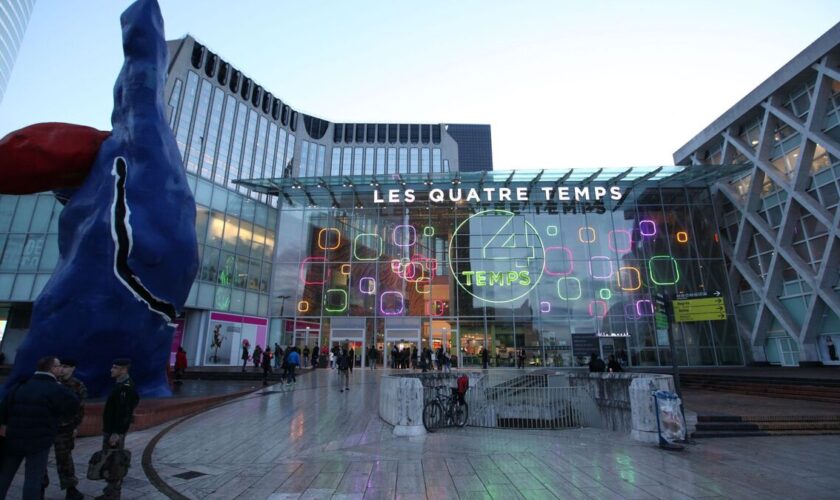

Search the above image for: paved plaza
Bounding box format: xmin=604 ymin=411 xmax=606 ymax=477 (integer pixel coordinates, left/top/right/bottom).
xmin=8 ymin=368 xmax=840 ymax=499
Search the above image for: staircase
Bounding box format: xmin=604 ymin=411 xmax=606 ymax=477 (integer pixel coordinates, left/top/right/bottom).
xmin=693 ymin=415 xmax=840 ymax=438
xmin=681 ymin=373 xmax=840 ymax=404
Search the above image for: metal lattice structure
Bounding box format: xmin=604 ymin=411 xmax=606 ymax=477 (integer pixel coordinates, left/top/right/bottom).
xmin=674 ymin=23 xmax=840 ymax=364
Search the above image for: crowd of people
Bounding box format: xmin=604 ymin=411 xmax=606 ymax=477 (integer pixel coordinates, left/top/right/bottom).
xmin=0 ymin=356 xmax=139 ymax=500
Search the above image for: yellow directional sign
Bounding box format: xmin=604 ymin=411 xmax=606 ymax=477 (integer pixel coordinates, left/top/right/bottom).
xmin=673 ymin=297 xmax=726 ymax=322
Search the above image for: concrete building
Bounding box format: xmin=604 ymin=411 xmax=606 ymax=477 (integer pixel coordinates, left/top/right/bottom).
xmin=674 ymin=22 xmax=840 ymax=366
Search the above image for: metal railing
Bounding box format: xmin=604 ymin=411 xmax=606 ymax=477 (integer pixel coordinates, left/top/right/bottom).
xmin=420 ymin=369 xmax=600 ymax=430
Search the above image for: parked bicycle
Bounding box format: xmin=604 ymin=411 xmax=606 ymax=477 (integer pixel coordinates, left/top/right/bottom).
xmin=423 ymin=384 xmax=469 ymax=432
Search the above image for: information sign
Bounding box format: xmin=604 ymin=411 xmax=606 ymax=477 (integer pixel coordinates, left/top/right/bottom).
xmin=571 ymin=334 xmax=599 ymax=357
xmin=673 ymin=297 xmax=726 ymax=322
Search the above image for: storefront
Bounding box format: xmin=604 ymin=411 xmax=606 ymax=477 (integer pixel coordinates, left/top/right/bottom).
xmin=241 ymin=167 xmax=748 ymax=368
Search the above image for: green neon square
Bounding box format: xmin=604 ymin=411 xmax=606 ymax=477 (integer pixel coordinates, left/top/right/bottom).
xmin=599 ymin=288 xmax=612 ymax=300
xmin=324 ymin=289 xmax=348 ymax=313
xmin=547 ymin=225 xmax=558 ymax=236
xmin=423 ymin=226 xmax=435 ymax=237
xmin=648 ymin=255 xmax=680 ymax=285
xmin=557 ymin=277 xmax=582 ymax=301
xmin=353 ymin=233 xmax=383 ymax=261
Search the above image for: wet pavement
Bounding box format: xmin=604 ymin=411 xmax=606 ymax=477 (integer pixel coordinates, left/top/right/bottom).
xmin=6 ymin=368 xmax=840 ymax=499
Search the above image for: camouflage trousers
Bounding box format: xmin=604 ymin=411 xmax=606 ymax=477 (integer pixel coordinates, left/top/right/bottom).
xmin=54 ymin=430 xmax=78 ymax=489
xmin=100 ymin=433 xmax=127 ymax=499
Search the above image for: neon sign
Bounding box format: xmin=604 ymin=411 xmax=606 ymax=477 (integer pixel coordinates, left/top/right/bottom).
xmin=447 ymin=210 xmax=545 ymax=304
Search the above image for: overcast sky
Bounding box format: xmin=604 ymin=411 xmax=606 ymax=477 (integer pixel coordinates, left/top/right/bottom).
xmin=1 ymin=0 xmax=839 ymax=170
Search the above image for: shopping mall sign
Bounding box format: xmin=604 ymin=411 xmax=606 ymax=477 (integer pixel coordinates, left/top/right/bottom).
xmin=374 ymin=185 xmax=624 ymax=204
xmin=447 ymin=209 xmax=546 ymax=304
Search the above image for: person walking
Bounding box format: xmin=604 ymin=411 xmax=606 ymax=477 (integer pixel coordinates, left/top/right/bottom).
xmin=368 ymin=345 xmax=377 ymax=369
xmin=95 ymin=358 xmax=139 ymax=500
xmin=252 ymin=344 xmax=262 ymax=371
xmin=261 ymin=347 xmax=273 ymax=385
xmin=337 ymin=348 xmax=350 ymax=392
xmin=311 ymin=345 xmax=319 ymax=369
xmin=0 ymin=356 xmax=79 ymax=500
xmin=607 ymin=354 xmax=623 ymax=373
xmin=286 ymin=348 xmax=300 ymax=384
xmin=442 ymin=349 xmax=452 ymax=373
xmin=174 ymin=347 xmax=188 ymax=385
xmin=274 ymin=343 xmax=283 ymax=369
xmin=55 ymin=359 xmax=87 ymax=500
xmin=302 ymin=345 xmax=310 ymax=368
xmin=588 ymin=352 xmax=606 ymax=373
xmin=517 ymin=349 xmax=526 ymax=369
xmin=390 ymin=345 xmax=398 ymax=369
xmin=481 ymin=346 xmax=489 ymax=369
xmin=241 ymin=340 xmax=250 ymax=372
xmin=348 ymin=347 xmax=355 ymax=373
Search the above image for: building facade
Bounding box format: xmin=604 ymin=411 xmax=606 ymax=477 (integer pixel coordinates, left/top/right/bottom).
xmin=0 ymin=0 xmax=35 ymax=105
xmin=0 ymin=35 xmax=492 ymax=365
xmin=674 ymin=22 xmax=840 ymax=366
xmin=239 ymin=168 xmax=744 ymax=369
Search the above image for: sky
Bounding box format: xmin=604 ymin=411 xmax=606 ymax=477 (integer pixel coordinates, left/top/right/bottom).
xmin=1 ymin=0 xmax=839 ymax=170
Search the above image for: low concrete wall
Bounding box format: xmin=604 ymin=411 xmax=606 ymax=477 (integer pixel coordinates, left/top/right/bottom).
xmin=379 ymin=370 xmax=695 ymax=443
xmin=378 ymin=374 xmax=426 ymax=436
xmin=565 ymin=372 xmax=695 ymax=443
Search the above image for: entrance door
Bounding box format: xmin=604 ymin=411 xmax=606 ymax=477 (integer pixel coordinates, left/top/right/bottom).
xmin=330 ymin=328 xmax=366 ymax=368
xmin=384 ymin=328 xmax=421 ymax=369
xmin=777 ymin=337 xmax=800 ymax=367
xmin=294 ymin=328 xmax=319 ymax=351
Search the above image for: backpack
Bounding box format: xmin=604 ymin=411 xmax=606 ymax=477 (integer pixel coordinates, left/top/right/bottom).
xmin=457 ymin=375 xmax=469 ymax=395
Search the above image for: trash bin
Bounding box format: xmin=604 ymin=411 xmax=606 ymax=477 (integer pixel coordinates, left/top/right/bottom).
xmin=653 ymin=390 xmax=686 ymax=450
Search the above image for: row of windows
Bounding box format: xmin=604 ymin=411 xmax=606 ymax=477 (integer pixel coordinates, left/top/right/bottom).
xmin=172 ymin=71 xmax=300 ymax=209
xmin=333 ymin=123 xmax=442 ymax=145
xmin=190 ymin=41 xmax=298 ymax=132
xmin=328 ymin=147 xmax=447 ymax=177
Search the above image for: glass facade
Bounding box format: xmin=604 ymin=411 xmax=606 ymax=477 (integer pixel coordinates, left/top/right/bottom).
xmin=269 ymin=179 xmax=741 ymax=368
xmin=0 ymin=0 xmax=36 ymax=105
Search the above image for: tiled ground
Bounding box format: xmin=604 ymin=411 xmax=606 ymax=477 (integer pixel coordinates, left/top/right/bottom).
xmin=8 ymin=368 xmax=840 ymax=499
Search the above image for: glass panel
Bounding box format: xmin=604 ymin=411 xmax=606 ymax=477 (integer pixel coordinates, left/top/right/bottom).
xmin=185 ymin=78 xmax=212 ymax=173
xmin=174 ymin=71 xmax=199 ymax=158
xmin=376 ymin=147 xmax=385 ymax=175
xmin=365 ymin=147 xmax=374 ymax=175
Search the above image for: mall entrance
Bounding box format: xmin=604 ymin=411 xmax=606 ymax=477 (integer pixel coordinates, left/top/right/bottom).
xmin=385 ymin=328 xmax=421 ymax=369
xmin=331 ymin=328 xmax=366 ymax=368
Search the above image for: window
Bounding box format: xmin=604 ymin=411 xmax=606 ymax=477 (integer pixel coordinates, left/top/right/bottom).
xmin=433 ymin=148 xmax=442 ymax=172
xmin=317 ymin=145 xmax=326 ymax=177
xmin=432 ymin=125 xmax=441 ymax=144
xmin=399 ymin=124 xmax=408 ymax=144
xmin=273 ymin=128 xmax=287 ymax=178
xmin=421 ymin=125 xmax=430 ymax=144
xmin=252 ymin=116 xmax=269 ymax=181
xmin=300 ymin=140 xmax=309 ymax=177
xmin=399 ymin=148 xmax=408 ymax=174
xmin=376 ymin=147 xmax=385 ymax=175
xmin=185 ymin=79 xmax=213 ymax=173
xmin=215 ymin=95 xmax=236 ymax=186
xmin=345 ymin=124 xmax=354 ymax=143
xmin=334 ymin=124 xmax=343 ymax=143
xmin=307 ymin=142 xmax=317 ymax=177
xmin=342 ymin=147 xmax=352 ymax=176
xmin=167 ymin=78 xmax=182 ymax=129
xmin=200 ymin=88 xmax=225 ymax=181
xmin=365 ymin=147 xmax=374 ymax=175
xmin=355 ymin=123 xmax=364 ymax=142
xmin=410 ymin=148 xmax=419 ymax=173
xmin=366 ymin=124 xmax=375 ymax=144
xmin=388 ymin=124 xmax=397 ymax=143
xmin=331 ymin=148 xmax=341 ymax=176
xmin=353 ymin=147 xmax=363 ymax=175
xmin=421 ymin=148 xmax=430 ymax=173
xmin=410 ymin=124 xmax=419 ymax=143
xmin=377 ymin=124 xmax=386 ymax=143
xmin=387 ymin=148 xmax=396 ymax=174
xmin=174 ymin=71 xmax=199 ymax=158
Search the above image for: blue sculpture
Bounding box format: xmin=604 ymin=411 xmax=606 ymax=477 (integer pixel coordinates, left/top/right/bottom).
xmin=3 ymin=0 xmax=198 ymax=397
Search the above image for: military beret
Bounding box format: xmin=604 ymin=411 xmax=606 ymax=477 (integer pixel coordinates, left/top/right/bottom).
xmin=113 ymin=358 xmax=132 ymax=367
xmin=60 ymin=358 xmax=77 ymax=367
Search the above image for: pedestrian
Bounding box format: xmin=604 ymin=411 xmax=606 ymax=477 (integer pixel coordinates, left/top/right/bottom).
xmin=262 ymin=347 xmax=273 ymax=385
xmin=274 ymin=343 xmax=282 ymax=369
xmin=0 ymin=356 xmax=79 ymax=500
xmin=518 ymin=349 xmax=526 ymax=369
xmin=174 ymin=346 xmax=187 ymax=385
xmin=95 ymin=358 xmax=140 ymax=500
xmin=55 ymin=358 xmax=87 ymax=500
xmin=607 ymin=354 xmax=623 ymax=373
xmin=241 ymin=340 xmax=250 ymax=372
xmin=303 ymin=345 xmax=310 ymax=368
xmin=588 ymin=352 xmax=606 ymax=373
xmin=274 ymin=344 xmax=284 ymax=371
xmin=368 ymin=345 xmax=377 ymax=369
xmin=286 ymin=347 xmax=300 ymax=384
xmin=311 ymin=345 xmax=319 ymax=369
xmin=337 ymin=348 xmax=350 ymax=392
xmin=443 ymin=350 xmax=452 ymax=373
xmin=252 ymin=344 xmax=262 ymax=371
xmin=435 ymin=347 xmax=443 ymax=371
xmin=348 ymin=347 xmax=355 ymax=373
xmin=390 ymin=345 xmax=398 ymax=369
xmin=481 ymin=346 xmax=489 ymax=369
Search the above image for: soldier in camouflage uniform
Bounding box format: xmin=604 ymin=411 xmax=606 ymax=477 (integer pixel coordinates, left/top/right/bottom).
xmin=55 ymin=358 xmax=87 ymax=500
xmin=95 ymin=358 xmax=139 ymax=500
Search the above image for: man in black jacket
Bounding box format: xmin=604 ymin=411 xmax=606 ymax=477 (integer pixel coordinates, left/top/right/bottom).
xmin=96 ymin=358 xmax=139 ymax=500
xmin=0 ymin=356 xmax=79 ymax=499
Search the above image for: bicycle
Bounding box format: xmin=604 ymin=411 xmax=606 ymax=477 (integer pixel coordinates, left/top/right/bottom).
xmin=423 ymin=385 xmax=468 ymax=432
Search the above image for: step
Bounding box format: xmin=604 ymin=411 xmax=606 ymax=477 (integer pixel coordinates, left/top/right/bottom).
xmin=692 ymin=429 xmax=840 ymax=439
xmin=695 ymin=422 xmax=840 ymax=432
xmin=698 ymin=415 xmax=840 ymax=423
